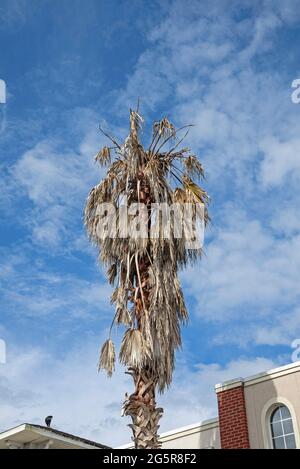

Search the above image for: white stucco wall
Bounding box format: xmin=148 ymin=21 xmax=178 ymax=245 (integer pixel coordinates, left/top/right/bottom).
xmin=244 ymin=362 xmax=300 ymax=449
xmin=160 ymin=419 xmax=220 ymax=449
xmin=117 ymin=419 xmax=220 ymax=449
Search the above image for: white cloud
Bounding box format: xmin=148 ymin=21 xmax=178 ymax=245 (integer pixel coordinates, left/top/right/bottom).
xmin=270 ymin=206 xmax=300 ymax=237
xmin=259 ymin=137 xmax=300 ymax=188
xmin=12 ymin=122 xmax=103 ymax=249
xmin=255 ymin=307 xmax=300 ymax=346
xmin=14 ymin=138 xmax=97 ymax=208
xmin=181 ymin=209 xmax=300 ymax=339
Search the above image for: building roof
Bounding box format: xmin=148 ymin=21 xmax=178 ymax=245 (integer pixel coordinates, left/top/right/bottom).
xmin=0 ymin=423 xmax=111 ymax=449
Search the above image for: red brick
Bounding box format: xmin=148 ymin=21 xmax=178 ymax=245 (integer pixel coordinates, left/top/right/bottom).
xmin=217 ymin=384 xmax=250 ymax=449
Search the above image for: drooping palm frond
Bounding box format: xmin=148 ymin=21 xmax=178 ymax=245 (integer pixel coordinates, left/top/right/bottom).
xmin=119 ymin=328 xmax=151 ymax=368
xmin=95 ymin=146 xmax=111 ymax=166
xmin=183 ymin=154 xmax=205 ymax=178
xmin=107 ymin=262 xmax=118 ymax=285
xmin=115 ymin=306 xmax=132 ymax=327
xmin=98 ymin=339 xmax=116 ymax=377
xmin=182 ymin=175 xmax=210 ymax=204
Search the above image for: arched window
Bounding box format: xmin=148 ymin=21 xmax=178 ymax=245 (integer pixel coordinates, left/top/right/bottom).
xmin=270 ymin=405 xmax=296 ymax=449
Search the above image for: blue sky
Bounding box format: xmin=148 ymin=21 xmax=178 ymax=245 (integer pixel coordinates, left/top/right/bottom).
xmin=1 ymin=0 xmax=300 ymax=447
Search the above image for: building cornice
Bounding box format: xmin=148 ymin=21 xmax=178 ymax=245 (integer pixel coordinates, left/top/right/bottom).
xmin=215 ymin=360 xmax=300 ymax=393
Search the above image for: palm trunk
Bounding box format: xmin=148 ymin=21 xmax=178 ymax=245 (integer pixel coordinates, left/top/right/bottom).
xmin=123 ymin=368 xmax=163 ymax=448
xmin=123 ymin=172 xmax=164 ymax=448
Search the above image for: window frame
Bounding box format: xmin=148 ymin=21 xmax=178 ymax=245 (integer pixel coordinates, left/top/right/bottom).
xmin=261 ymin=397 xmax=300 ymax=449
xmin=270 ymin=404 xmax=296 ymax=449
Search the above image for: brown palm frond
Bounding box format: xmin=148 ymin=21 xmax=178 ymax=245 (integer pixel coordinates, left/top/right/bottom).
xmin=115 ymin=307 xmax=132 ymax=326
xmin=183 ymin=155 xmax=205 ymax=178
xmin=182 ymin=175 xmax=210 ymax=204
xmin=110 ymin=287 xmax=119 ymax=304
xmin=98 ymin=339 xmax=115 ymax=377
xmin=153 ymin=117 xmax=175 ymax=138
xmin=173 ymin=187 xmax=187 ymax=204
xmin=95 ymin=146 xmax=111 ymax=166
xmin=130 ymin=109 xmax=144 ymax=141
xmin=119 ymin=329 xmax=150 ymax=368
xmin=150 ymin=118 xmax=176 ymax=155
xmin=107 ymin=263 xmax=118 ymax=284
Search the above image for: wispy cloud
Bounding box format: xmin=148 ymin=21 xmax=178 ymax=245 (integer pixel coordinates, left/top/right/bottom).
xmin=0 ymin=247 xmax=113 ymax=325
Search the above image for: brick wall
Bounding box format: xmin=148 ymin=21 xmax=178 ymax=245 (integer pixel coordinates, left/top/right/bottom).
xmin=217 ymin=384 xmax=250 ymax=449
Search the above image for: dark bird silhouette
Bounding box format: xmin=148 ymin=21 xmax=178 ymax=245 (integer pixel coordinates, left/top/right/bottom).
xmin=45 ymin=416 xmax=53 ymax=427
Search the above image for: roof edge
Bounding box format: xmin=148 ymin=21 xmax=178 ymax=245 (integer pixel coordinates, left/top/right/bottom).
xmin=215 ymin=360 xmax=300 ymax=393
xmin=0 ymin=423 xmax=110 ymax=449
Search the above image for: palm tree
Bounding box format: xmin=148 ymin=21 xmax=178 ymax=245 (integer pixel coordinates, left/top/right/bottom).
xmin=84 ymin=108 xmax=209 ymax=449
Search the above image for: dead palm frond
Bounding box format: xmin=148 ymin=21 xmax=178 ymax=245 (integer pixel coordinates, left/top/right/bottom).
xmin=98 ymin=339 xmax=116 ymax=377
xmin=153 ymin=117 xmax=175 ymax=138
xmin=183 ymin=155 xmax=205 ymax=178
xmin=182 ymin=175 xmax=210 ymax=204
xmin=119 ymin=328 xmax=150 ymax=368
xmin=95 ymin=146 xmax=111 ymax=166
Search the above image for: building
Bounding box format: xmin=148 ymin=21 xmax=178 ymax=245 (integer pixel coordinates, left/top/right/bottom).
xmin=1 ymin=361 xmax=300 ymax=449
xmin=119 ymin=360 xmax=300 ymax=449
xmin=0 ymin=424 xmax=110 ymax=449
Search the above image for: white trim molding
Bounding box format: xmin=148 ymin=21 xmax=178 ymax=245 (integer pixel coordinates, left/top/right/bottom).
xmin=215 ymin=378 xmax=244 ymax=393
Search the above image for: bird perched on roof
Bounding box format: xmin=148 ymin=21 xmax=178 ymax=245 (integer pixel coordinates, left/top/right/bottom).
xmin=45 ymin=415 xmax=53 ymax=427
